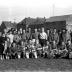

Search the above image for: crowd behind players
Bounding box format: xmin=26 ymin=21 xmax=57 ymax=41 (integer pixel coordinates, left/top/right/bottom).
xmin=0 ymin=27 xmax=72 ymax=60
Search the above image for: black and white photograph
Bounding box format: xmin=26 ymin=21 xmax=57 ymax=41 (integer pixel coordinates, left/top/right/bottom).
xmin=0 ymin=0 xmax=72 ymax=72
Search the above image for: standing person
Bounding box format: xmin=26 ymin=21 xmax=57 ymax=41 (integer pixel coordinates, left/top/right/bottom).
xmin=7 ymin=31 xmax=14 ymax=44
xmin=33 ymin=28 xmax=39 ymax=42
xmin=26 ymin=28 xmax=31 ymax=42
xmin=70 ymin=30 xmax=72 ymax=43
xmin=66 ymin=31 xmax=71 ymax=43
xmin=49 ymin=29 xmax=54 ymax=43
xmin=39 ymin=27 xmax=47 ymax=47
xmin=0 ymin=32 xmax=5 ymax=60
xmin=47 ymin=30 xmax=50 ymax=41
xmin=20 ymin=28 xmax=23 ymax=35
xmin=22 ymin=30 xmax=26 ymax=42
xmin=61 ymin=29 xmax=66 ymax=44
xmin=53 ymin=29 xmax=59 ymax=44
xmin=58 ymin=30 xmax=62 ymax=45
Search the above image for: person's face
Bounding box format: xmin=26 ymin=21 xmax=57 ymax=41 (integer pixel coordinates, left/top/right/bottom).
xmin=68 ymin=41 xmax=71 ymax=45
xmin=0 ymin=32 xmax=2 ymax=36
xmin=62 ymin=42 xmax=65 ymax=45
xmin=21 ymin=41 xmax=24 ymax=45
xmin=47 ymin=30 xmax=49 ymax=33
xmin=4 ymin=29 xmax=7 ymax=33
xmin=47 ymin=41 xmax=49 ymax=45
xmin=59 ymin=31 xmax=61 ymax=34
xmin=42 ymin=28 xmax=44 ymax=32
xmin=20 ymin=28 xmax=22 ymax=31
xmin=13 ymin=43 xmax=16 ymax=47
xmin=2 ymin=34 xmax=5 ymax=37
xmin=23 ymin=30 xmax=25 ymax=33
xmin=36 ymin=40 xmax=39 ymax=44
xmin=10 ymin=31 xmax=12 ymax=34
xmin=63 ymin=30 xmax=65 ymax=32
xmin=7 ymin=38 xmax=10 ymax=42
xmin=14 ymin=31 xmax=16 ymax=34
xmin=53 ymin=41 xmax=56 ymax=45
xmin=35 ymin=29 xmax=37 ymax=32
xmin=18 ymin=31 xmax=20 ymax=34
xmin=54 ymin=29 xmax=56 ymax=33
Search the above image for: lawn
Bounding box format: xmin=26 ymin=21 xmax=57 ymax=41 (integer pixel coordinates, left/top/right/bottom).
xmin=0 ymin=58 xmax=72 ymax=71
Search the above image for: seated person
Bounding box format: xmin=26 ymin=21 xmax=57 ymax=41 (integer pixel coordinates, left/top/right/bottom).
xmin=20 ymin=40 xmax=26 ymax=58
xmin=10 ymin=42 xmax=18 ymax=59
xmin=4 ymin=38 xmax=11 ymax=59
xmin=29 ymin=39 xmax=37 ymax=59
xmin=50 ymin=40 xmax=58 ymax=57
xmin=66 ymin=40 xmax=72 ymax=58
xmin=58 ymin=41 xmax=68 ymax=58
xmin=25 ymin=40 xmax=32 ymax=59
xmin=42 ymin=41 xmax=51 ymax=58
xmin=35 ymin=40 xmax=42 ymax=57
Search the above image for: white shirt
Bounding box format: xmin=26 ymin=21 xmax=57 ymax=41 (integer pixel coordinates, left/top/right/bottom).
xmin=40 ymin=32 xmax=47 ymax=40
xmin=8 ymin=34 xmax=14 ymax=43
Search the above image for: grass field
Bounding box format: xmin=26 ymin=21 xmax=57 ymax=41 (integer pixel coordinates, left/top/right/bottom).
xmin=0 ymin=58 xmax=72 ymax=71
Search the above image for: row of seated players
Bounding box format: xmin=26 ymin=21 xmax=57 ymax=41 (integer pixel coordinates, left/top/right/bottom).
xmin=1 ymin=39 xmax=72 ymax=60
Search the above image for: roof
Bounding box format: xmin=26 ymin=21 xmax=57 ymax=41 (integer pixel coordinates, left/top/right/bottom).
xmin=19 ymin=17 xmax=46 ymax=25
xmin=1 ymin=21 xmax=16 ymax=28
xmin=46 ymin=14 xmax=72 ymax=22
xmin=1 ymin=21 xmax=17 ymax=28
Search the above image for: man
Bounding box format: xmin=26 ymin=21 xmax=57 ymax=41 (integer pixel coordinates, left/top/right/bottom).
xmin=66 ymin=31 xmax=71 ymax=43
xmin=53 ymin=29 xmax=59 ymax=44
xmin=58 ymin=31 xmax=62 ymax=45
xmin=39 ymin=27 xmax=47 ymax=47
xmin=22 ymin=30 xmax=26 ymax=42
xmin=33 ymin=28 xmax=39 ymax=41
xmin=50 ymin=40 xmax=58 ymax=58
xmin=58 ymin=41 xmax=68 ymax=58
xmin=66 ymin=40 xmax=72 ymax=58
xmin=7 ymin=31 xmax=14 ymax=44
xmin=26 ymin=28 xmax=31 ymax=42
xmin=47 ymin=30 xmax=50 ymax=41
xmin=0 ymin=32 xmax=5 ymax=60
xmin=49 ymin=29 xmax=54 ymax=43
xmin=62 ymin=30 xmax=66 ymax=43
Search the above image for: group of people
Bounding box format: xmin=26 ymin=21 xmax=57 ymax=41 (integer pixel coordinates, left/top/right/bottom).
xmin=0 ymin=27 xmax=72 ymax=60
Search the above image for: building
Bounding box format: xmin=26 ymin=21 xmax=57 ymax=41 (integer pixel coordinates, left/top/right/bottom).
xmin=0 ymin=21 xmax=17 ymax=32
xmin=46 ymin=14 xmax=72 ymax=31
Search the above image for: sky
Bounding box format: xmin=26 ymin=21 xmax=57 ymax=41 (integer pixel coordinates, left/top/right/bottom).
xmin=0 ymin=0 xmax=72 ymax=23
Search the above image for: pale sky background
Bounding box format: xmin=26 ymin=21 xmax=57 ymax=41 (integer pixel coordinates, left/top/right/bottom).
xmin=0 ymin=0 xmax=72 ymax=24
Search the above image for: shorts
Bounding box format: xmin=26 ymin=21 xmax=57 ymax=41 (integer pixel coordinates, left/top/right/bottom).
xmin=39 ymin=39 xmax=47 ymax=47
